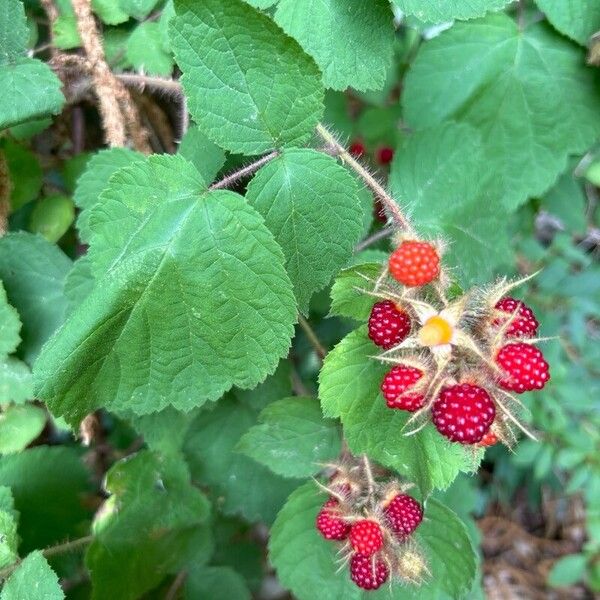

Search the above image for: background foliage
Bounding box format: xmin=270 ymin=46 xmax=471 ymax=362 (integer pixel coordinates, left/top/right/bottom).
xmin=0 ymin=0 xmax=598 ymax=597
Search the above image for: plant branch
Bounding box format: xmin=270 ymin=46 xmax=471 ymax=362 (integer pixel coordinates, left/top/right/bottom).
xmin=165 ymin=570 xmax=187 ymax=600
xmin=71 ymin=0 xmax=150 ymax=152
xmin=315 ymin=124 xmax=416 ymax=236
xmin=0 ymin=535 xmax=94 ymax=580
xmin=355 ymin=227 xmax=393 ymax=252
xmin=39 ymin=0 xmax=59 ymax=57
xmin=298 ymin=315 xmax=327 ymax=361
xmin=209 ymin=152 xmax=279 ymax=190
xmin=116 ymin=73 xmax=184 ymax=98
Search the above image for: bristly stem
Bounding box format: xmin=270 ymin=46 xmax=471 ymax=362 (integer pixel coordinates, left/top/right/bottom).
xmin=209 ymin=151 xmax=279 ymax=190
xmin=0 ymin=535 xmax=94 ymax=580
xmin=315 ymin=124 xmax=416 ymax=236
xmin=362 ymin=455 xmax=375 ymax=495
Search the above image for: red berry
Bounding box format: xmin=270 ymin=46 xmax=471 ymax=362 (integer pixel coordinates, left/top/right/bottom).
xmin=432 ymin=384 xmax=495 ymax=444
xmin=350 ymin=554 xmax=389 ymax=590
xmin=496 ymin=342 xmax=550 ymax=393
xmin=494 ymin=297 xmax=539 ymax=338
xmin=480 ymin=430 xmax=498 ymax=447
xmin=368 ymin=300 xmax=411 ymax=350
xmin=349 ymin=520 xmax=384 ymax=557
xmin=349 ymin=140 xmax=365 ymax=158
xmin=383 ymin=494 xmax=423 ymax=538
xmin=389 ymin=241 xmax=440 ymax=287
xmin=316 ymin=498 xmax=350 ymax=541
xmin=376 ymin=146 xmax=394 ymax=165
xmin=381 ymin=365 xmax=425 ymax=412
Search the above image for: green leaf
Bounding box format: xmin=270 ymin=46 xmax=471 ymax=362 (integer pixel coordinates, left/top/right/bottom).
xmin=270 ymin=483 xmax=477 ymax=600
xmin=244 ymin=0 xmax=279 ymax=8
xmin=28 ymin=195 xmax=75 ymax=243
xmin=0 ymin=282 xmax=20 ymax=357
xmin=125 ymin=406 xmax=200 ymax=457
xmin=118 ymin=0 xmax=160 ymax=20
xmin=319 ymin=327 xmax=481 ymax=495
xmin=0 ymin=136 xmax=43 ymax=211
xmin=34 ymin=155 xmax=296 ymax=421
xmin=0 ymin=358 xmax=32 ymax=405
xmin=0 ymin=404 xmax=45 ymax=454
xmin=236 ymin=397 xmax=341 ymax=478
xmin=64 ymin=255 xmax=95 ymax=313
xmin=548 ymin=554 xmax=587 ymax=587
xmin=0 ymin=447 xmax=91 ymax=552
xmin=177 ymin=125 xmax=226 ymax=184
xmin=184 ymin=395 xmax=298 ymax=524
xmin=391 ymin=0 xmax=511 ymax=23
xmin=274 ymin=0 xmax=394 ymax=91
xmin=170 ymin=0 xmax=324 ymax=155
xmin=329 ymin=262 xmax=383 ymax=321
xmin=92 ymin=0 xmax=129 ymax=25
xmin=185 ymin=566 xmax=251 ymax=600
xmin=0 ymin=487 xmax=18 ymax=569
xmin=535 ymin=0 xmax=600 ymax=46
xmin=0 ymin=58 xmax=64 ymax=129
xmin=0 ymin=551 xmax=64 ymax=600
xmin=233 ymin=358 xmax=292 ymax=412
xmin=53 ymin=16 xmax=81 ymax=50
xmin=86 ymin=451 xmax=211 ymax=600
xmin=403 ymin=14 xmax=600 ymax=210
xmin=126 ymin=22 xmax=173 ymax=76
xmin=246 ymin=149 xmax=364 ymax=312
xmin=0 ymin=233 xmax=72 ymax=365
xmin=541 ymin=165 xmax=587 ymax=233
xmin=389 ymin=122 xmax=511 ymax=284
xmin=73 ymin=147 xmax=145 ymax=242
xmin=0 ymin=0 xmax=29 ymax=63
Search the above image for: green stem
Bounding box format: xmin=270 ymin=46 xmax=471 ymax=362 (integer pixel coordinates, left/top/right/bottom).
xmin=298 ymin=315 xmax=327 ymax=361
xmin=0 ymin=535 xmax=94 ymax=580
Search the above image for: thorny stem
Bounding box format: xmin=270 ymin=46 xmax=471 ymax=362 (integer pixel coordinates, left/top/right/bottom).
xmin=0 ymin=535 xmax=94 ymax=580
xmin=298 ymin=315 xmax=327 ymax=361
xmin=209 ymin=152 xmax=279 ymax=190
xmin=315 ymin=124 xmax=416 ymax=236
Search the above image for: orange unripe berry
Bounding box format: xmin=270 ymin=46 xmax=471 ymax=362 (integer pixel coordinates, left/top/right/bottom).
xmin=389 ymin=241 xmax=440 ymax=287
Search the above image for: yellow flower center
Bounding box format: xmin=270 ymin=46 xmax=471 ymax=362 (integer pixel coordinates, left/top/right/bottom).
xmin=418 ymin=315 xmax=453 ymax=346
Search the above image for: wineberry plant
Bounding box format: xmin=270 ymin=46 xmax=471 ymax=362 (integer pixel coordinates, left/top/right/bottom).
xmin=0 ymin=0 xmax=598 ymax=598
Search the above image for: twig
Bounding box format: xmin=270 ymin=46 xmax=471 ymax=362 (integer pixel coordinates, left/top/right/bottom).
xmin=71 ymin=0 xmax=150 ymax=152
xmin=315 ymin=124 xmax=416 ymax=236
xmin=165 ymin=570 xmax=187 ymax=600
xmin=0 ymin=535 xmax=94 ymax=580
xmin=209 ymin=152 xmax=279 ymax=190
xmin=116 ymin=73 xmax=184 ymax=98
xmin=298 ymin=315 xmax=327 ymax=361
xmin=354 ymin=227 xmax=393 ymax=252
xmin=39 ymin=0 xmax=59 ymax=57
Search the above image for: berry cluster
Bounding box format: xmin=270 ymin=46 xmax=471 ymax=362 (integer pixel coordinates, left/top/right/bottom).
xmin=364 ymin=238 xmax=550 ymax=446
xmin=315 ymin=458 xmax=426 ymax=591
